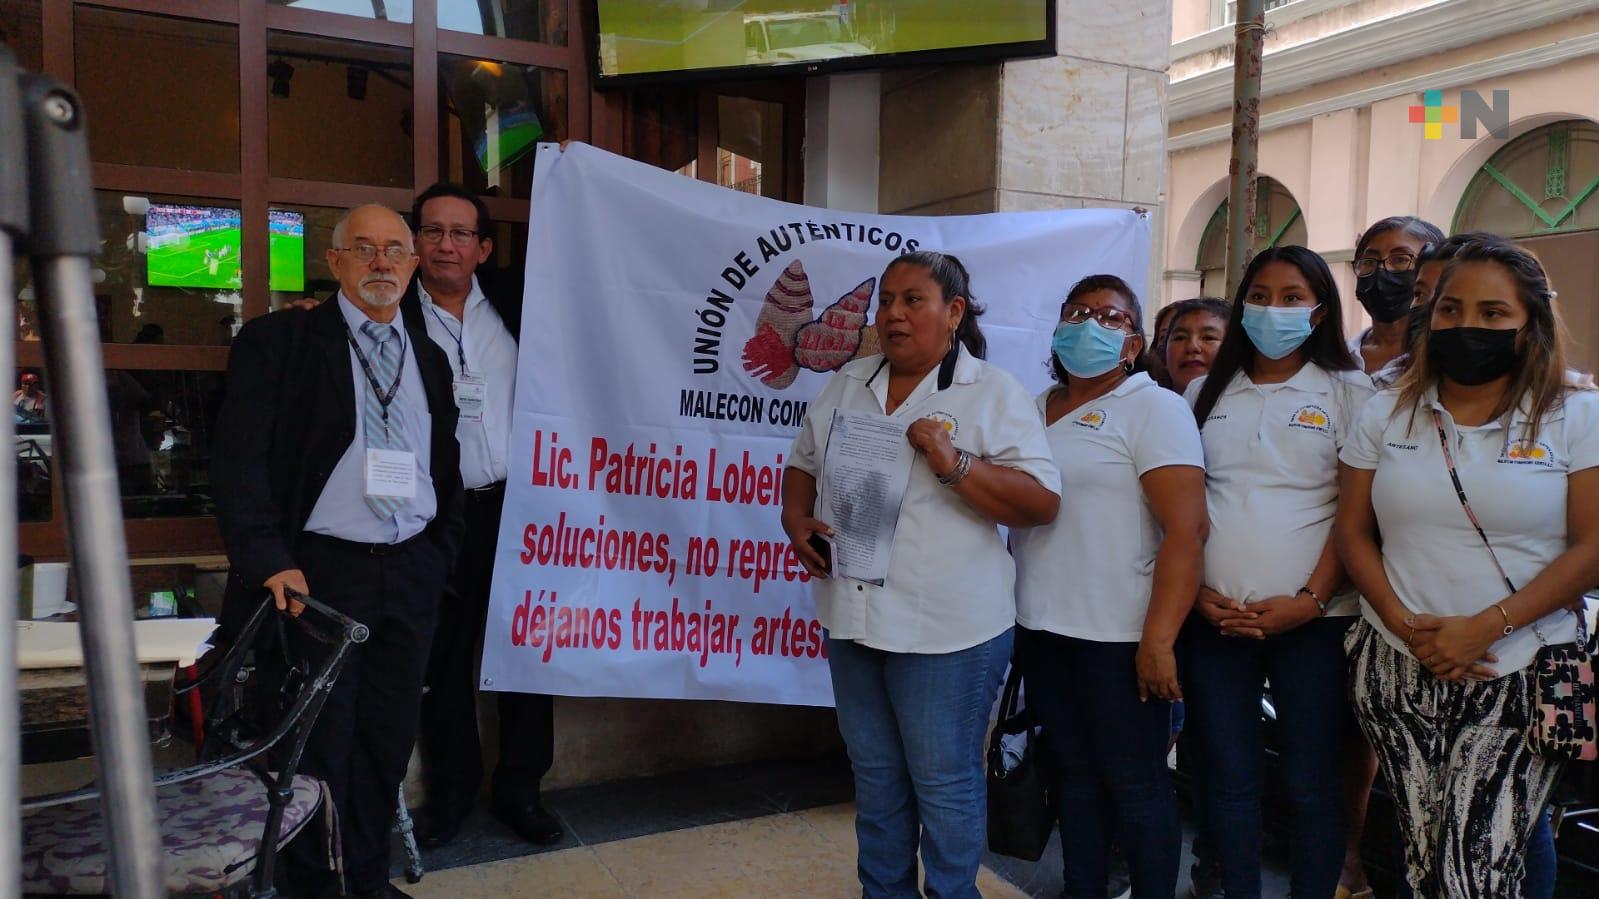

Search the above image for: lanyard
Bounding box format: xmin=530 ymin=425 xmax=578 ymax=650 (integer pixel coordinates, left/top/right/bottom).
xmin=427 ymin=303 xmax=470 ymax=373
xmin=345 ymin=322 xmax=407 ymax=434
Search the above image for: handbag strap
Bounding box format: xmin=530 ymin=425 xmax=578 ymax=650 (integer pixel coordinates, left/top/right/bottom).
xmin=987 ymin=663 xmax=1026 ymax=766
xmin=1432 ymin=409 xmax=1517 ymax=595
xmin=1432 ymin=409 xmax=1589 ymax=645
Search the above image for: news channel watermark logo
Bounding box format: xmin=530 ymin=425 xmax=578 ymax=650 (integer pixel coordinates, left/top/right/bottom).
xmin=1410 ymin=89 xmax=1510 ymax=140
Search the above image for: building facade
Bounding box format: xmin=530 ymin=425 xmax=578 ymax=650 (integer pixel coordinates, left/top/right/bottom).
xmin=1163 ymin=0 xmax=1599 ymax=368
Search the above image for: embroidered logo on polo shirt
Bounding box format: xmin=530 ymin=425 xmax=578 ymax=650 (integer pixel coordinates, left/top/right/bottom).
xmin=1499 ymin=441 xmax=1558 ymax=467
xmin=1385 ymin=441 xmax=1421 ymax=452
xmin=1073 ymin=409 xmax=1108 ymax=430
xmin=1288 ymin=404 xmax=1332 ymax=434
xmin=927 ymin=411 xmax=959 ymax=438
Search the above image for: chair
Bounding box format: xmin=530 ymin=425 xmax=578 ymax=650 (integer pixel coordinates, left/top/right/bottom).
xmin=21 ymin=593 xmax=368 ymax=897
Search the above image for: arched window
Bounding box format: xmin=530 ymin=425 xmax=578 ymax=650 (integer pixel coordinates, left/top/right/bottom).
xmin=1454 ymin=119 xmax=1599 ymax=374
xmin=1196 ymin=176 xmax=1307 ymax=297
xmin=1454 ymin=120 xmax=1599 ymax=237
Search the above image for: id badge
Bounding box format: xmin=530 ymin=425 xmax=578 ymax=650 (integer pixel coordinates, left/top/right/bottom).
xmin=365 ymin=448 xmax=418 ymax=499
xmin=453 ymin=374 xmax=486 ymax=424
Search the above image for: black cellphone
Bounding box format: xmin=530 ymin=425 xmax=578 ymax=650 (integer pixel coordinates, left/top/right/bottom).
xmin=808 ymin=533 xmax=833 ymax=574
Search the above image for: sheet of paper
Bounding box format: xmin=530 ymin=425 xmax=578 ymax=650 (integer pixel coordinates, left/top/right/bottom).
xmin=365 ymin=448 xmax=418 ymax=499
xmin=17 ymin=618 xmax=218 ymax=669
xmin=818 ymin=409 xmax=916 ymax=585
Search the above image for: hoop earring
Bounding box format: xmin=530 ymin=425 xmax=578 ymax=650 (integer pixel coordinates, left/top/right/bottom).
xmin=1123 ymin=359 xmax=1134 ymax=374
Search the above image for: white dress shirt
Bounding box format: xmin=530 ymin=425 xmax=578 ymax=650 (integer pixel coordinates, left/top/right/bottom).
xmin=304 ymin=293 xmax=436 ymax=544
xmin=418 ymin=276 xmax=518 ymax=489
xmin=788 ymin=346 xmax=1062 ymax=654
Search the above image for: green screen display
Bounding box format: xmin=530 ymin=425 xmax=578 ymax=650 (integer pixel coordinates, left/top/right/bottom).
xmin=595 ymin=0 xmax=1050 ymax=79
xmin=146 ymin=205 xmax=304 ymax=293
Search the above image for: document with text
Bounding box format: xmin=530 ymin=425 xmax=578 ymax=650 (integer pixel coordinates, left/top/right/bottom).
xmin=818 ymin=409 xmax=916 ymax=585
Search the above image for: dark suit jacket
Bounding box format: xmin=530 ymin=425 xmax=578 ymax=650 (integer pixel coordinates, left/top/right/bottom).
xmin=213 ymin=294 xmax=465 ymax=638
xmin=400 ymin=268 xmax=523 ymax=343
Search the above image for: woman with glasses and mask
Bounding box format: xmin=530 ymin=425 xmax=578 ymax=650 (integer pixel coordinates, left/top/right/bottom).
xmin=1351 ymin=217 xmax=1446 ymax=379
xmin=782 ymin=251 xmax=1061 ymax=899
xmin=1337 ymin=235 xmax=1599 ymax=897
xmin=1183 ymin=247 xmax=1374 ymax=899
xmin=1011 ymin=274 xmax=1208 ymax=897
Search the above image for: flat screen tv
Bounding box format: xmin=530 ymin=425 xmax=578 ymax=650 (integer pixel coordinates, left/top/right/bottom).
xmin=145 ymin=205 xmax=304 ymax=293
xmin=592 ymin=0 xmax=1055 ymax=85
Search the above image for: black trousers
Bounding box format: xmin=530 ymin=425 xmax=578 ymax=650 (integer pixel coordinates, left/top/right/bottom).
xmin=283 ymin=531 xmax=447 ymax=895
xmin=419 ymin=483 xmax=554 ymax=819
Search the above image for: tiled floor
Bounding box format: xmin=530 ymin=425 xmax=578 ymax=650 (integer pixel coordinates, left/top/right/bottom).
xmin=389 ymin=754 xmax=1292 ymax=897
xmin=397 ymin=804 xmax=1027 ymax=898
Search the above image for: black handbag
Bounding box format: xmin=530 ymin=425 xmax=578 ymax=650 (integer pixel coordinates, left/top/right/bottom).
xmin=985 ymin=662 xmax=1054 ymax=861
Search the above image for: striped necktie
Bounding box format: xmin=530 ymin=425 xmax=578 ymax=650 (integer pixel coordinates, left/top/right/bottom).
xmin=360 ymin=320 xmax=408 ymax=519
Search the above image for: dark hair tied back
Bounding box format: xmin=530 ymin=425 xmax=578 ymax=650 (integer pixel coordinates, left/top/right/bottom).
xmin=887 ymin=250 xmax=988 ymax=359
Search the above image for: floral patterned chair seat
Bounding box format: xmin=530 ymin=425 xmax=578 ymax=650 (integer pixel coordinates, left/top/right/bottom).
xmin=21 ymin=767 xmax=327 ymax=895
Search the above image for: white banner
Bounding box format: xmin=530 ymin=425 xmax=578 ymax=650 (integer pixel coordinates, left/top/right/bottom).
xmin=481 ymin=143 xmax=1150 ymax=706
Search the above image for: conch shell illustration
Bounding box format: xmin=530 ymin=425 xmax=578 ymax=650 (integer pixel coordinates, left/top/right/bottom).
xmin=794 ymin=277 xmax=875 ymax=373
xmin=741 ymin=260 xmax=814 ymax=389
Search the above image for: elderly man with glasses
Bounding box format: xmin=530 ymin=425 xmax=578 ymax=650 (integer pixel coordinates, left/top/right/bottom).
xmin=214 ymin=203 xmax=464 ymax=899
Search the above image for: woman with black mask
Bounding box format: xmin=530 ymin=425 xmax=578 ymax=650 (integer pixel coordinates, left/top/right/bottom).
xmin=1337 ymin=236 xmax=1599 ymax=897
xmin=1351 ymin=217 xmax=1446 ymax=379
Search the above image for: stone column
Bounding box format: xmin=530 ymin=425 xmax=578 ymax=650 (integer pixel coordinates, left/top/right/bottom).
xmin=879 ymin=2 xmax=1173 ymax=304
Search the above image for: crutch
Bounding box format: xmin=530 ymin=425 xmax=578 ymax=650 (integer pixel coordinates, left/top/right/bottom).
xmin=0 ymin=47 xmax=164 ymax=898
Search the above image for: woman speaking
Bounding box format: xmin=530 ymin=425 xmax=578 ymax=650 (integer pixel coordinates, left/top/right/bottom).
xmin=782 ymin=251 xmax=1060 ymax=899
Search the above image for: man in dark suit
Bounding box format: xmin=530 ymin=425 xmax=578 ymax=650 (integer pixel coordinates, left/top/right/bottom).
xmin=404 ymin=183 xmax=561 ymax=849
xmin=214 ymin=204 xmax=463 ymax=899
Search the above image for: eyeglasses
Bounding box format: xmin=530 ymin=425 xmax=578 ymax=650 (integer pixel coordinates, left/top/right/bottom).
xmin=337 ymin=243 xmax=413 ymax=264
xmin=1353 ymin=253 xmax=1417 ymax=277
xmin=1061 ymin=304 xmax=1136 ymax=330
xmin=417 ymin=225 xmax=482 ymax=247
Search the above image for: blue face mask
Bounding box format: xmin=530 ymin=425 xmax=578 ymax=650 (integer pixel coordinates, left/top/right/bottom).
xmin=1052 ymin=319 xmax=1128 ymax=378
xmin=1241 ymin=303 xmax=1319 ymax=360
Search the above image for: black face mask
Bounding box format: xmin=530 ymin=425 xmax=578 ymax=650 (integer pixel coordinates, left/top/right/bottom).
xmin=1356 ymin=269 xmax=1418 ymax=323
xmin=1429 ymin=327 xmax=1519 ymax=386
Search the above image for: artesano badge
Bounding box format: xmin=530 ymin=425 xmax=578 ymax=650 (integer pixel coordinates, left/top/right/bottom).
xmin=927 ymin=411 xmax=959 ymax=438
xmin=1289 ymin=405 xmax=1331 ymax=434
xmin=1073 ymin=409 xmax=1107 ymax=431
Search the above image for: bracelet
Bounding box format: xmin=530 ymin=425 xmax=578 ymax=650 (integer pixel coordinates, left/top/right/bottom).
xmin=1493 ymin=602 xmax=1515 ymax=636
xmin=938 ymin=450 xmax=973 ymax=487
xmin=1297 ymin=586 xmax=1328 ymax=617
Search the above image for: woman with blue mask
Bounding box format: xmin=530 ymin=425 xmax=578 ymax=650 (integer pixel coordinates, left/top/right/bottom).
xmin=1182 ymin=247 xmax=1374 ymax=899
xmin=1011 ymin=274 xmax=1208 ymax=897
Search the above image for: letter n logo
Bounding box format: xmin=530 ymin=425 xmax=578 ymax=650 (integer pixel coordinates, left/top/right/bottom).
xmin=1461 ymin=90 xmax=1511 ymax=140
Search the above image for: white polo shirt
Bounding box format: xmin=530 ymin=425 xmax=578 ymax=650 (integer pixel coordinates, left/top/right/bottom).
xmin=788 ymin=346 xmax=1061 ymax=654
xmin=1012 ymin=373 xmax=1205 ymax=642
xmin=1186 ymin=365 xmax=1375 ymax=615
xmin=1341 ymin=386 xmax=1599 ymax=674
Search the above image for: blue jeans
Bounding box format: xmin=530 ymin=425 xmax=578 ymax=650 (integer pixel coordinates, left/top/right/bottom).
xmin=1184 ymin=615 xmax=1353 ymax=899
xmin=827 ymin=629 xmax=1013 ymax=899
xmin=1017 ymin=627 xmax=1181 ymax=898
xmin=1524 ymin=807 xmax=1557 ymax=899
